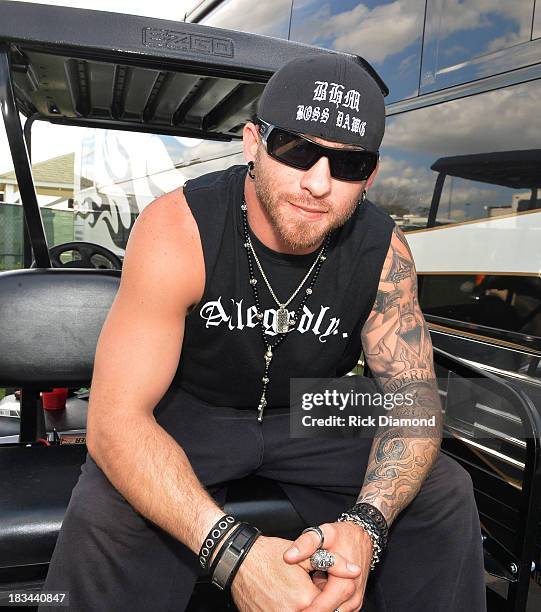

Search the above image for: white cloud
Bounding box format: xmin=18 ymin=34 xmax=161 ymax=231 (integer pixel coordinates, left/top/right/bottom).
xmin=425 ymin=0 xmax=534 ymax=77
xmin=384 ymin=80 xmax=541 ymax=156
xmin=433 ymin=0 xmax=532 ymax=43
xmin=330 ymin=1 xmax=424 ymax=64
xmin=375 ymin=155 xmax=433 ymax=194
xmin=202 ymin=0 xmax=291 ymax=37
xmin=291 ymin=0 xmax=425 ymax=65
xmin=372 ymin=77 xmax=539 ymax=214
xmin=370 ymin=155 xmax=435 ymax=212
xmin=486 ymin=31 xmax=525 ymax=54
xmin=293 ymin=0 xmax=532 ymax=68
xmin=371 ymin=153 xmax=516 ymax=219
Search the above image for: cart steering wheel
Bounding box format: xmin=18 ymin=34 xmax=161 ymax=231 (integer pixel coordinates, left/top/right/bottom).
xmin=32 ymin=241 xmax=123 ymax=269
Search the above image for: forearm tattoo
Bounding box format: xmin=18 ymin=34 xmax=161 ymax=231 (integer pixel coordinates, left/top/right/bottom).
xmin=358 ymin=226 xmax=443 ymax=526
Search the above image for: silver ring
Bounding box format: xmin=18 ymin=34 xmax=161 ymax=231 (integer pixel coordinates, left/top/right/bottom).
xmin=310 ymin=548 xmax=335 ymax=571
xmin=301 ymin=525 xmax=325 ymax=549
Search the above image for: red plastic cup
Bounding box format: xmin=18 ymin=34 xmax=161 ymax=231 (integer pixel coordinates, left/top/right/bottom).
xmin=42 ymin=388 xmax=68 ymax=410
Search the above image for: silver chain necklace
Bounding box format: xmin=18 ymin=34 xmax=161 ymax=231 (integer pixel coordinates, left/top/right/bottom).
xmin=241 ymin=196 xmax=332 ymax=421
xmin=246 ymin=236 xmax=326 ymax=334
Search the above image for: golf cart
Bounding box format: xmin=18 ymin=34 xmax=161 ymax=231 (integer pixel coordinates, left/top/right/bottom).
xmin=0 ymin=2 xmax=540 ymax=611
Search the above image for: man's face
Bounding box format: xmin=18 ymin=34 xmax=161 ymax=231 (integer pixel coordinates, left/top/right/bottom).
xmin=251 ymin=130 xmax=368 ymax=250
xmin=398 ymin=281 xmax=418 ymax=333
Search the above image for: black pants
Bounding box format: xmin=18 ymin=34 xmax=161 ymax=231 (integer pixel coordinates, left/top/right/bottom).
xmin=42 ymin=384 xmax=486 ymax=612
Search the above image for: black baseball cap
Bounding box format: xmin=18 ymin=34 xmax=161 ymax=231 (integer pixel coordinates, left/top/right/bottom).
xmin=257 ymin=53 xmax=386 ymax=153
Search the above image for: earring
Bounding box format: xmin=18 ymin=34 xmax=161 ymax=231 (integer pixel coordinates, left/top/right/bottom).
xmin=247 ymin=161 xmax=256 ymax=179
xmin=354 ymin=190 xmax=367 ymax=213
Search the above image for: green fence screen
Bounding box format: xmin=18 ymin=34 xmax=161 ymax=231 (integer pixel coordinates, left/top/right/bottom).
xmin=0 ymin=203 xmax=75 ymax=270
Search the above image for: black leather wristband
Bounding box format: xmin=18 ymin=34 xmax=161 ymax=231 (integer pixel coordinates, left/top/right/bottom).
xmin=208 ymin=522 xmax=245 ymax=579
xmin=198 ymin=514 xmax=238 ymax=572
xmin=223 ymin=528 xmax=261 ymax=591
xmin=349 ymin=503 xmax=389 ymax=550
xmin=210 ymin=523 xmax=260 ymax=591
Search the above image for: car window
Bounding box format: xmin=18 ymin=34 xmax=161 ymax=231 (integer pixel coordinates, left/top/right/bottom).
xmin=421 ymin=0 xmax=537 ymax=93
xmin=435 ymin=178 xmax=540 ymax=226
xmin=374 ymin=77 xmax=541 ymax=343
xmin=26 ymin=121 xmax=244 ymax=261
xmin=201 ymin=0 xmax=292 ymax=38
xmin=374 ymin=79 xmax=541 ymax=226
xmin=21 ymin=122 xmax=85 ymax=262
xmin=289 ymin=0 xmax=426 ymax=104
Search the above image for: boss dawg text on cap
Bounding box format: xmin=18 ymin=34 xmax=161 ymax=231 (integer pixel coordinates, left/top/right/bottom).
xmin=257 ymin=53 xmax=386 ymax=153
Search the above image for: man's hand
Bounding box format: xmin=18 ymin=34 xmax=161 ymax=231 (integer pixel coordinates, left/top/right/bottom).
xmin=231 ymin=534 xmax=362 ymax=612
xmin=283 ymin=522 xmax=373 ymax=612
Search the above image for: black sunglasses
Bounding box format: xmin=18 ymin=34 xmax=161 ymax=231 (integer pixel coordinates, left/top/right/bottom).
xmin=257 ymin=119 xmax=378 ymax=182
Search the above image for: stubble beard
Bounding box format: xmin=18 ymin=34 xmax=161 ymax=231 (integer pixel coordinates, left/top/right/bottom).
xmin=253 ymin=151 xmax=361 ymax=251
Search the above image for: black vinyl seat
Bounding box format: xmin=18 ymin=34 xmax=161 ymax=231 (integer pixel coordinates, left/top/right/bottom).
xmin=0 ymin=268 xmax=312 ymax=607
xmin=0 ymin=443 xmax=307 ymax=577
xmin=0 ymin=445 xmax=88 ymax=570
xmin=0 ymin=416 xmax=19 ymax=438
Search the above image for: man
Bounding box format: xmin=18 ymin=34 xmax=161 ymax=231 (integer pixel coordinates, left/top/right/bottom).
xmin=43 ymin=54 xmax=486 ymax=611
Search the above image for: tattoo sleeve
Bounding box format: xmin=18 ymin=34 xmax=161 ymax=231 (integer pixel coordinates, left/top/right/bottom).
xmin=357 ymin=226 xmax=443 ymax=526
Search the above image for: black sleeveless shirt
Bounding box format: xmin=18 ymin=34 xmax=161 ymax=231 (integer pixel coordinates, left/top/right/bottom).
xmin=172 ymin=165 xmax=394 ymax=409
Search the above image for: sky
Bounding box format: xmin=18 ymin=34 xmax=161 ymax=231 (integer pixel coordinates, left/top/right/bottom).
xmin=0 ymin=0 xmax=197 ymax=176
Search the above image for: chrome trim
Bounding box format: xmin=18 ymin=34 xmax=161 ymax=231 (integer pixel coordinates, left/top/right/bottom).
xmin=475 ymin=402 xmax=522 ymax=425
xmin=54 ymin=428 xmax=86 ymax=435
xmin=429 ymin=325 xmax=541 ymax=359
xmin=473 ymin=423 xmax=526 ymax=449
xmin=448 ymin=431 xmax=525 ymax=470
xmin=459 ymin=358 xmax=541 ymax=387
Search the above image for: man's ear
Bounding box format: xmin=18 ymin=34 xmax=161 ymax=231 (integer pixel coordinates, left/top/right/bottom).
xmin=242 ymin=122 xmax=260 ymax=164
xmin=365 ymin=158 xmax=380 ymax=189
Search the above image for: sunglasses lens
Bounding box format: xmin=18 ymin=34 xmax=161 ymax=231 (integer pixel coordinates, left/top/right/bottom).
xmin=267 ymin=130 xmax=318 ymax=170
xmin=330 ymin=150 xmax=378 ymax=181
xmin=265 ymin=126 xmax=377 ymax=181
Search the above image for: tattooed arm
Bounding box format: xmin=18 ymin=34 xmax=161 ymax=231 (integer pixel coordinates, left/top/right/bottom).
xmin=282 ymin=226 xmax=443 ymax=611
xmin=357 ymin=225 xmax=443 ymax=526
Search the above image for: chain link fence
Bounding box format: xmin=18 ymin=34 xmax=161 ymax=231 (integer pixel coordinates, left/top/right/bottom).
xmin=0 ymin=203 xmax=75 ymax=270
xmin=0 ymin=202 xmax=23 ymax=270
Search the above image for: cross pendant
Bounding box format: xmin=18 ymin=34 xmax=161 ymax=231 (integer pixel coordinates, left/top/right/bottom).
xmin=257 ymin=391 xmax=267 ymax=422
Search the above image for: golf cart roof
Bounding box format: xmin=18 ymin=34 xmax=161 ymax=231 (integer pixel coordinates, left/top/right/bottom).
xmin=0 ymin=0 xmax=387 ymax=141
xmin=430 ymin=150 xmax=541 ymax=189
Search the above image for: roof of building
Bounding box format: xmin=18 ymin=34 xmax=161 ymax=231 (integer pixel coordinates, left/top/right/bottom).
xmin=0 ymin=152 xmax=74 ymax=186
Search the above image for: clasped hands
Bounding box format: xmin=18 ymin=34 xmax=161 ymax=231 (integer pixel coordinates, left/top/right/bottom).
xmin=231 ymin=521 xmax=373 ymax=612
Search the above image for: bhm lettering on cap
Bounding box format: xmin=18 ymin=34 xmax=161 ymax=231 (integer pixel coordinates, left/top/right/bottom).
xmin=256 ymin=53 xmax=386 ymax=151
xmin=294 ymin=80 xmax=367 ymax=137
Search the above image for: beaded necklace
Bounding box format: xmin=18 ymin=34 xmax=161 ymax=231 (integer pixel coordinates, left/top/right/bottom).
xmin=240 ymin=195 xmax=332 ymax=422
